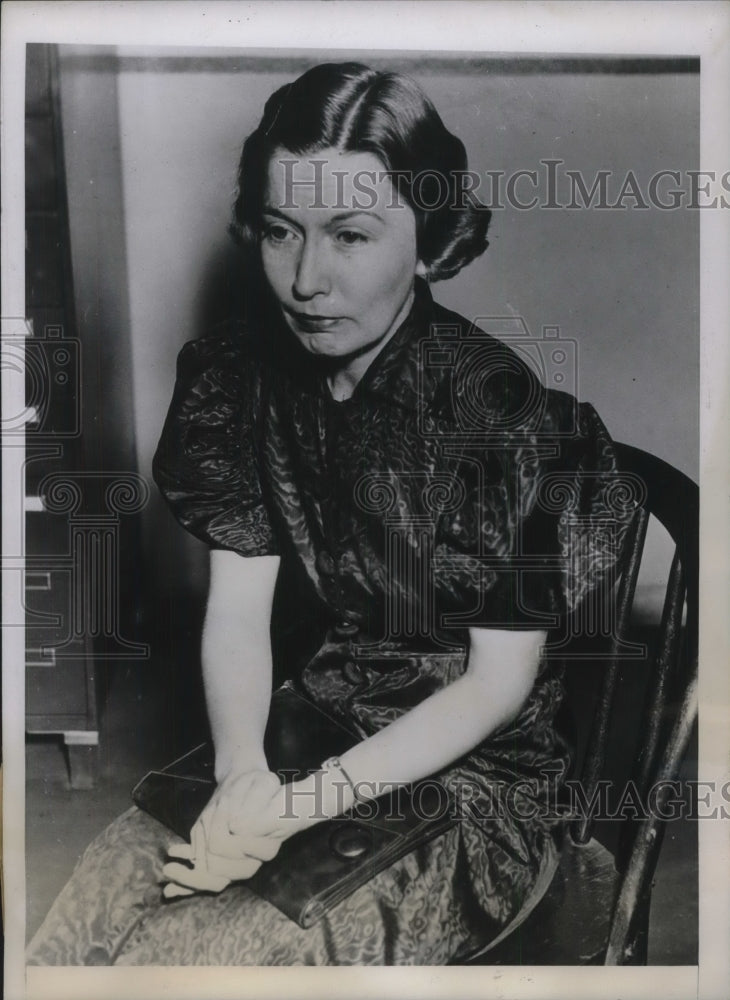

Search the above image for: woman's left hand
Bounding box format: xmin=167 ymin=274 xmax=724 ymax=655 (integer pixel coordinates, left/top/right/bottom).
xmin=201 ymin=768 xmax=293 ymax=858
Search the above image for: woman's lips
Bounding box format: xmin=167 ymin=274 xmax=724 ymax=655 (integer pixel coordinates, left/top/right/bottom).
xmin=288 ymin=310 xmax=343 ymax=332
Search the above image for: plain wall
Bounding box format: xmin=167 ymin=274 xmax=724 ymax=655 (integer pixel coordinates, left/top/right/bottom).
xmin=58 ymin=47 xmax=699 ymax=615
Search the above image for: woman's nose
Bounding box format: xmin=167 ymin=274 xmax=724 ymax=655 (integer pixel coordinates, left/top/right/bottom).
xmin=292 ymin=239 xmax=331 ymax=300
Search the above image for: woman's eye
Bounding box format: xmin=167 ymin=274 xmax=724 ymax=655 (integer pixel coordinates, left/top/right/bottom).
xmin=336 ymin=230 xmax=368 ymax=247
xmin=263 ymin=224 xmax=296 ymax=244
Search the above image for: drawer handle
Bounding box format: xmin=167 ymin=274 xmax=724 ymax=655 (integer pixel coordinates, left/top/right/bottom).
xmin=26 ymin=647 xmax=56 ymax=667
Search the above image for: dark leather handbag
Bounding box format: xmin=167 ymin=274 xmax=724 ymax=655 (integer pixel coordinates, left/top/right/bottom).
xmin=132 ymin=683 xmax=458 ymax=928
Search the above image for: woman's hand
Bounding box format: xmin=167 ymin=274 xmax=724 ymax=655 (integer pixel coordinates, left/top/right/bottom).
xmin=161 ymin=768 xmax=302 ymax=898
xmin=199 ymin=768 xmax=288 ymax=858
xmin=162 ymin=819 xmax=246 ymax=898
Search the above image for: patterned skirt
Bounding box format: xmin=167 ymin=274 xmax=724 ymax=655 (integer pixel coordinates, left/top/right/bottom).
xmin=26 ymin=795 xmax=560 ymax=966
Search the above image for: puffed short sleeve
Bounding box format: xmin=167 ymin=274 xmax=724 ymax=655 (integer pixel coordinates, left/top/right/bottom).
xmin=152 ymin=332 xmax=279 ymax=557
xmin=435 ymin=393 xmax=637 ymax=630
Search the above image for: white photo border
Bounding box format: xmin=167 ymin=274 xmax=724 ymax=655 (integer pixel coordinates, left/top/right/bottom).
xmin=2 ymin=2 xmax=728 ymax=998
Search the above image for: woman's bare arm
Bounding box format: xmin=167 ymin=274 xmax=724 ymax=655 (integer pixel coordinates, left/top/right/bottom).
xmin=348 ymin=626 xmax=543 ymax=785
xmin=202 ymin=549 xmax=280 ymax=781
xmin=286 ymin=626 xmax=546 ymax=827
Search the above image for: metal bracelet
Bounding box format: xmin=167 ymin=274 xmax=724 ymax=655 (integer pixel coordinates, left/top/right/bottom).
xmin=320 ymin=755 xmax=362 ymax=804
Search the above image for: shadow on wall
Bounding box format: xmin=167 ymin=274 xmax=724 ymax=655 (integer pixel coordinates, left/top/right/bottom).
xmin=194 ymin=239 xmax=249 ymax=335
xmin=142 ymin=239 xmax=249 ymax=618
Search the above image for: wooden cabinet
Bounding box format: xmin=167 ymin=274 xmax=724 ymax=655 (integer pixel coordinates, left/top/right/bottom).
xmin=24 ymin=44 xmax=98 ymax=788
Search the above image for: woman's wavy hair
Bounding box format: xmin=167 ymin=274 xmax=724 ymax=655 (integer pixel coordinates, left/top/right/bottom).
xmin=230 ymin=62 xmax=490 ymax=282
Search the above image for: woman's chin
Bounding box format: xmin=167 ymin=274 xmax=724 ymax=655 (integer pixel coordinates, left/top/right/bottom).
xmin=295 ymin=333 xmax=349 ymax=358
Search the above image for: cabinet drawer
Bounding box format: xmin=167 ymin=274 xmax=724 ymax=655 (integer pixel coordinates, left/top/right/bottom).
xmin=25 ymin=567 xmax=96 ymax=726
xmin=26 ymin=661 xmax=92 ymax=721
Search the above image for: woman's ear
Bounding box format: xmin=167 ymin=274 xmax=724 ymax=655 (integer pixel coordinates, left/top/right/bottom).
xmin=415 ymin=260 xmax=428 ymax=277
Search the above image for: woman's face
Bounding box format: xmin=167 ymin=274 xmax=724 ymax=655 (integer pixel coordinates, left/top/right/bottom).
xmin=261 ymin=147 xmax=424 ymax=369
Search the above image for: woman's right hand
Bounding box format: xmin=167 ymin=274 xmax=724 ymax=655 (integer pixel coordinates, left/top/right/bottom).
xmin=161 ymin=768 xmax=284 ymax=898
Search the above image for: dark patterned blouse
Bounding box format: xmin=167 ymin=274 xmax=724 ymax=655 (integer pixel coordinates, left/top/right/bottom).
xmin=152 ymin=278 xmax=634 ymax=949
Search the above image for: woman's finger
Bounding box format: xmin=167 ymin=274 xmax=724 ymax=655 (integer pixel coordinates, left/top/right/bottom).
xmin=204 ymin=852 xmax=263 ymax=880
xmin=161 ymin=860 xmax=230 ymax=893
xmin=206 ymin=833 xmax=280 ymax=864
xmin=203 ymin=809 xmax=262 ymax=857
xmin=205 ymin=821 xmax=284 ymax=860
xmin=166 ymin=841 xmax=195 ymax=862
xmin=162 ymin=882 xmax=196 ymax=899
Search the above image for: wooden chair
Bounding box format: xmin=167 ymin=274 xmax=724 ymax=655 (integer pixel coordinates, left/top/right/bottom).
xmin=462 ymin=443 xmax=699 ymax=965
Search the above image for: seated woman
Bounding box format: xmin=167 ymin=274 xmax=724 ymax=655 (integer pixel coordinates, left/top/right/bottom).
xmin=27 ymin=62 xmax=633 ymax=966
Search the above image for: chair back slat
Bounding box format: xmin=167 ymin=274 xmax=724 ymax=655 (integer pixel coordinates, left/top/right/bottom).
xmin=603 ymin=444 xmax=698 ymax=964
xmin=615 ymin=506 xmax=651 ymax=628
xmin=571 ymin=506 xmax=649 ymax=845
xmin=633 ymin=550 xmax=686 ymax=799
xmin=616 ymin=549 xmax=686 ymax=873
xmin=605 ymin=666 xmax=698 ymax=964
